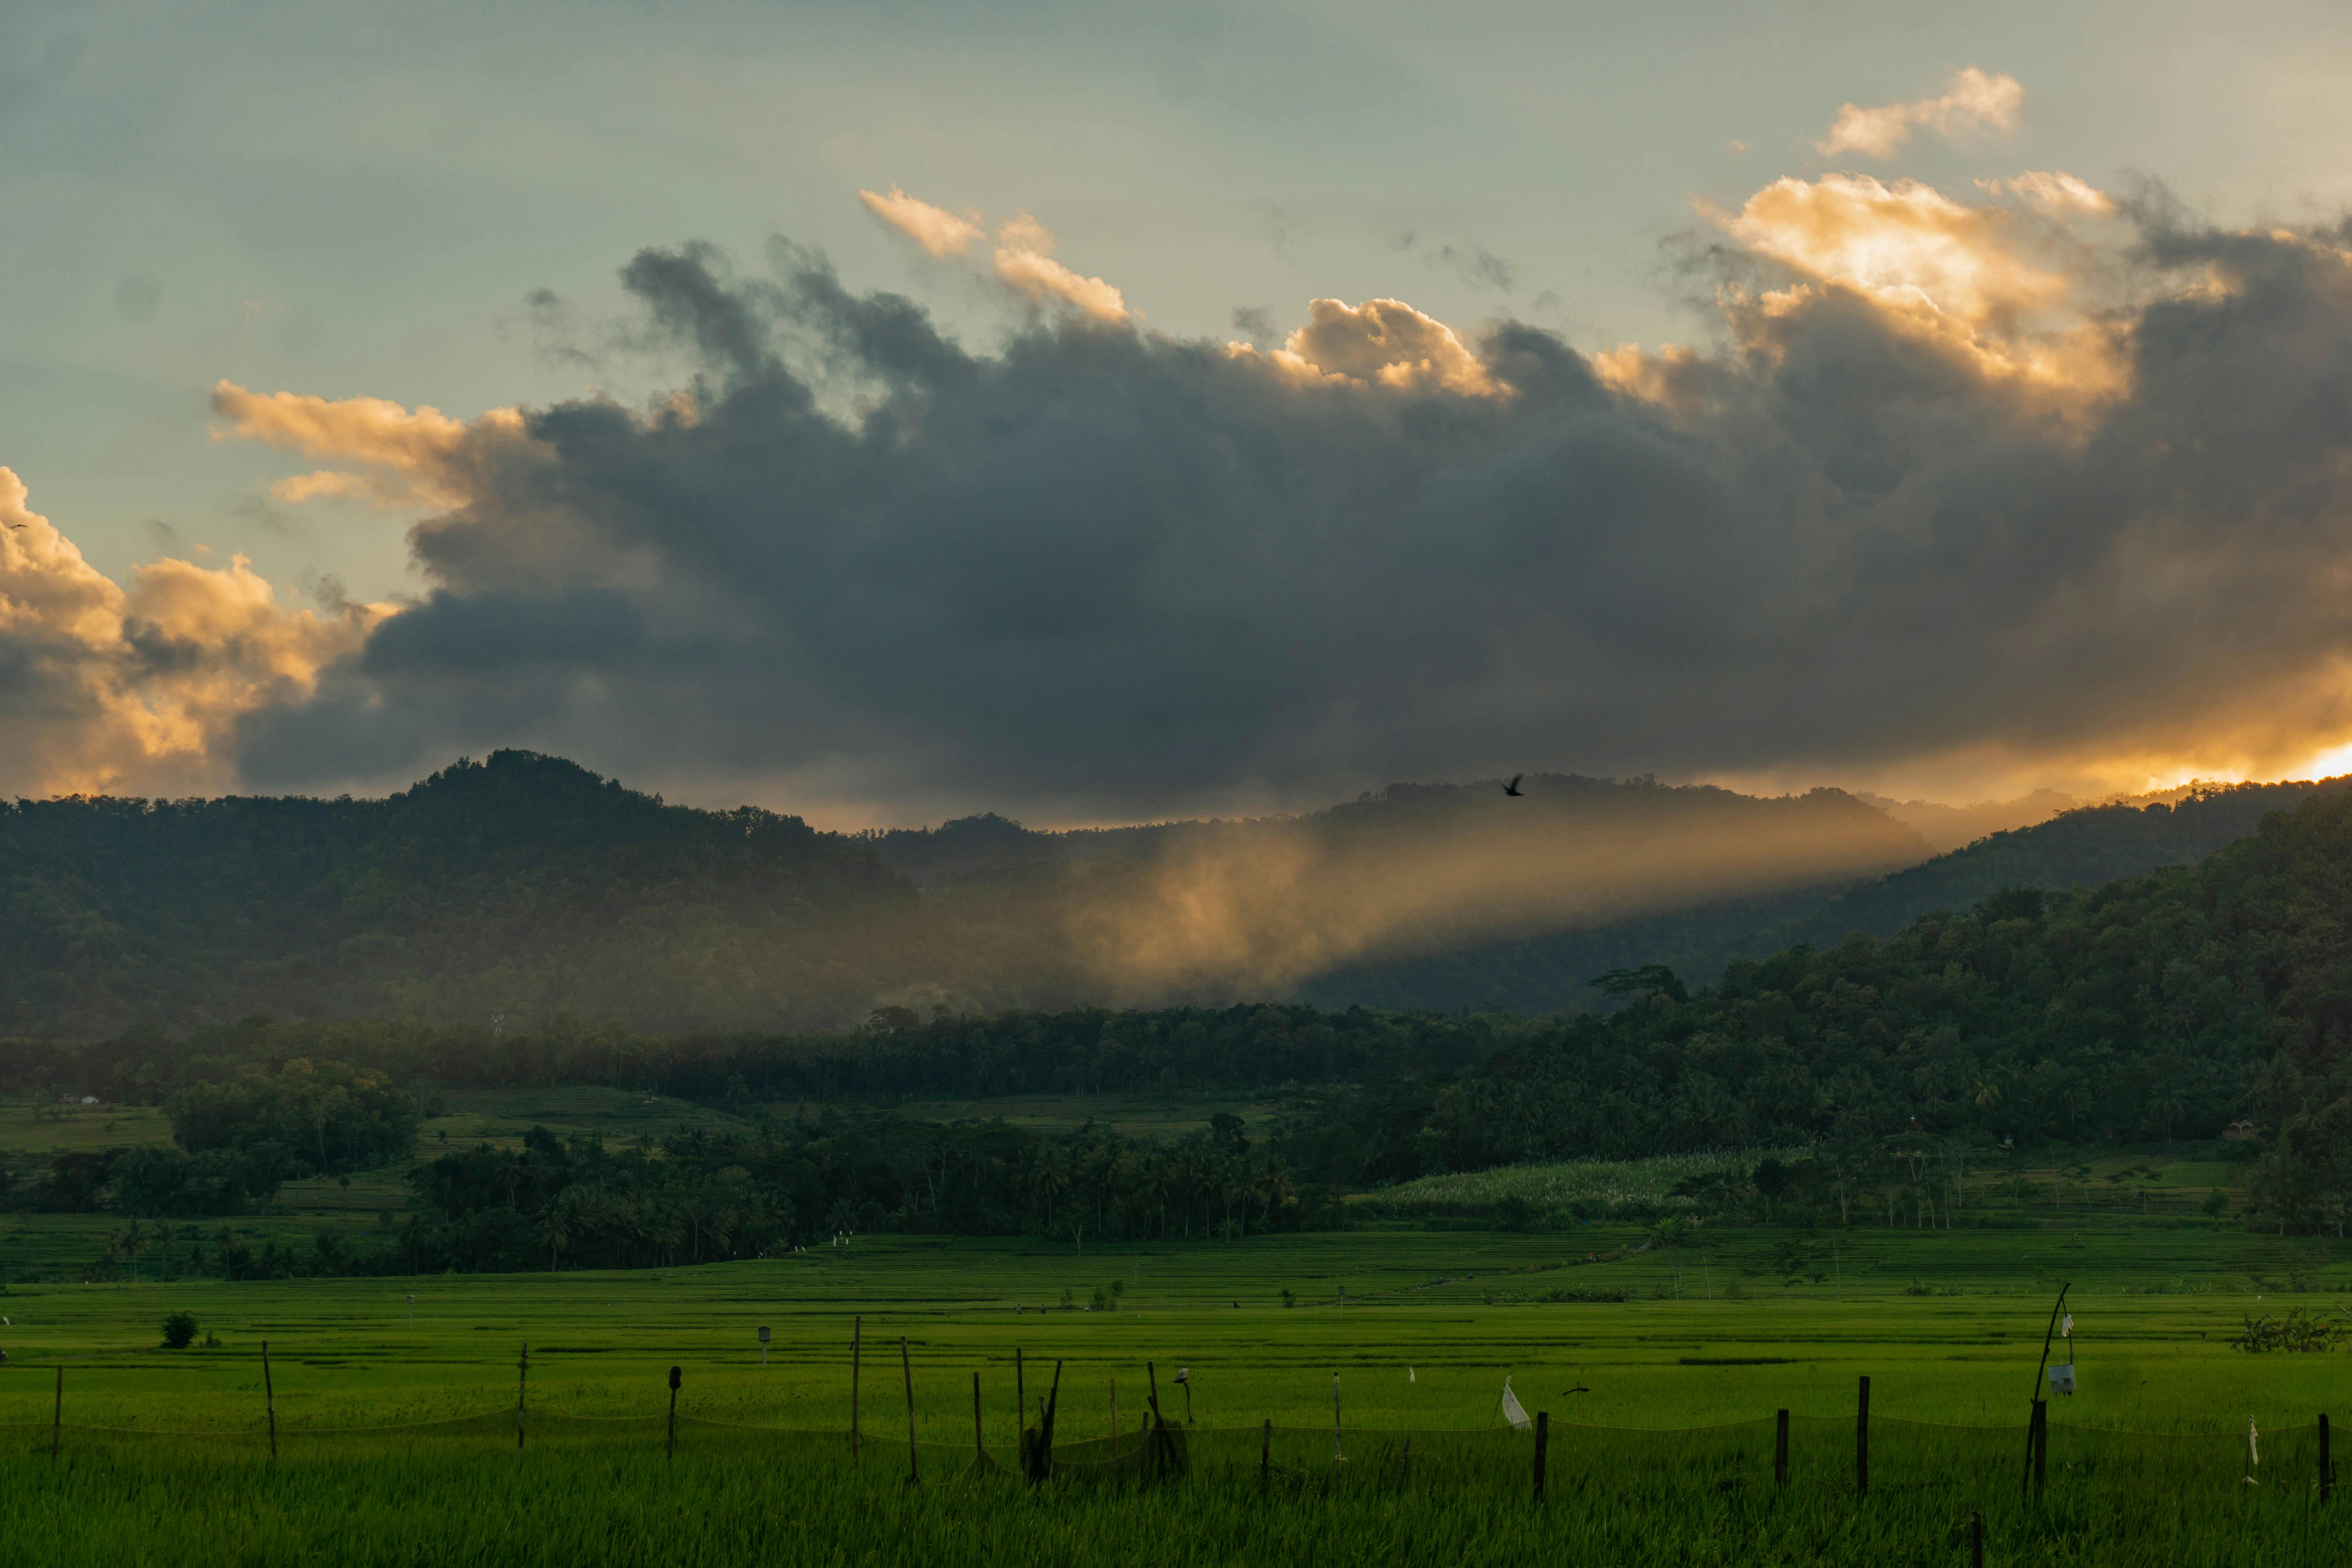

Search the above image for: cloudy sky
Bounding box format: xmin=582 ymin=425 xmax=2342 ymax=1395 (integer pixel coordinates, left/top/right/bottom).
xmin=11 ymin=0 xmax=2352 ymax=825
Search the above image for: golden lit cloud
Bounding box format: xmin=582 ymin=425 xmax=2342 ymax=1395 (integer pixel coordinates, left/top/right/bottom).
xmin=1817 ymin=67 xmax=2024 ymax=159
xmin=1713 ymin=173 xmax=2122 ymax=405
xmin=1982 ymin=170 xmax=2118 ymax=216
xmin=857 ymin=185 xmax=985 ymax=260
xmin=0 ymin=466 xmax=393 ymax=796
xmin=992 ymin=247 xmax=1130 ymax=323
xmin=1231 ymin=297 xmax=1498 ymax=397
xmin=211 ymin=381 xmax=528 ymax=510
xmin=1729 ymin=174 xmax=2063 ymax=324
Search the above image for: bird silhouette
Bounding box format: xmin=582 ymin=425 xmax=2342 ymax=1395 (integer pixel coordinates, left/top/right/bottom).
xmin=4 ymin=521 xmax=25 ymax=529
xmin=1502 ymin=774 xmax=1524 ymax=797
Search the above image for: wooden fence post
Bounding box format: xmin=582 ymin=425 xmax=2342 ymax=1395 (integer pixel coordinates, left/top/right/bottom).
xmin=973 ymin=1371 xmax=984 ymax=1463
xmin=51 ymin=1365 xmax=61 ymax=1460
xmin=2323 ymin=1413 xmax=2334 ymax=1504
xmin=517 ymin=1341 xmax=528 ymax=1453
xmin=1015 ymin=1347 xmax=1024 ymax=1441
xmin=1261 ymin=1417 xmax=1271 ymax=1493
xmin=667 ymin=1365 xmax=681 ymax=1463
xmin=851 ymin=1317 xmax=861 ymax=1456
xmin=1970 ymin=1510 xmax=1984 ymax=1568
xmin=262 ymin=1339 xmax=278 ymax=1465
xmin=2030 ymin=1399 xmax=2047 ymax=1492
xmin=1534 ymin=1410 xmax=1549 ymax=1501
xmin=1775 ymin=1408 xmax=1789 ymax=1485
xmin=1854 ymin=1375 xmax=1868 ymax=1499
xmin=901 ymin=1336 xmax=918 ymax=1485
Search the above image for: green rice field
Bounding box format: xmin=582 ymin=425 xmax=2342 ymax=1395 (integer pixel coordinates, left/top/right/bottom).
xmin=4 ymin=1224 xmax=2351 ymax=1565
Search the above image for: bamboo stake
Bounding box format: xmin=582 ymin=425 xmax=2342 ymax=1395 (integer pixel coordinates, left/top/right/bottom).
xmin=901 ymin=1336 xmax=918 ymax=1485
xmin=1260 ymin=1417 xmax=1271 ymax=1492
xmin=1775 ymin=1408 xmax=1789 ymax=1485
xmin=2323 ymin=1412 xmax=2334 ymax=1504
xmin=517 ymin=1341 xmax=528 ymax=1452
xmin=51 ymin=1365 xmax=61 ymax=1460
xmin=973 ymin=1371 xmax=984 ymax=1462
xmin=851 ymin=1316 xmax=861 ymax=1456
xmin=2024 ymin=1283 xmax=2071 ymax=1495
xmin=1969 ymin=1510 xmax=1984 ymax=1568
xmin=262 ymin=1339 xmax=278 ymax=1464
xmin=1533 ymin=1410 xmax=1549 ymax=1501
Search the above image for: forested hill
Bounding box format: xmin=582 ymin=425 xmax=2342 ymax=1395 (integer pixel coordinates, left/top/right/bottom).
xmin=20 ymin=784 xmax=2352 ymax=1236
xmin=1307 ymin=777 xmax=2352 ymax=1015
xmin=0 ymin=754 xmax=1932 ymax=1039
xmin=0 ymin=753 xmax=915 ymax=1039
xmin=1279 ymin=784 xmax=2352 ymax=1229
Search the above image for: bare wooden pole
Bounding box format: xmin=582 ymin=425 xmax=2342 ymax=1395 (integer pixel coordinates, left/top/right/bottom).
xmin=2323 ymin=1413 xmax=2334 ymax=1504
xmin=851 ymin=1316 xmax=861 ymax=1456
xmin=1970 ymin=1510 xmax=1984 ymax=1568
xmin=517 ymin=1341 xmax=528 ymax=1453
xmin=1775 ymin=1408 xmax=1789 ymax=1485
xmin=262 ymin=1339 xmax=278 ymax=1464
xmin=51 ymin=1365 xmax=62 ymax=1460
xmin=1332 ymin=1373 xmax=1342 ymax=1484
xmin=1260 ymin=1417 xmax=1271 ymax=1493
xmin=667 ymin=1365 xmax=681 ymax=1463
xmin=901 ymin=1336 xmax=918 ymax=1485
xmin=973 ymin=1371 xmax=984 ymax=1461
xmin=1533 ymin=1410 xmax=1549 ymax=1501
xmin=1854 ymin=1375 xmax=1868 ymax=1499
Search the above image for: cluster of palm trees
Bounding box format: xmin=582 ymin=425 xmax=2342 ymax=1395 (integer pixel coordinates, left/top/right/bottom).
xmin=999 ymin=1136 xmax=1296 ymax=1243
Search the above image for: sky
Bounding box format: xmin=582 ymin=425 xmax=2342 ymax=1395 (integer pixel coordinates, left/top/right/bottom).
xmin=11 ymin=0 xmax=2352 ymax=826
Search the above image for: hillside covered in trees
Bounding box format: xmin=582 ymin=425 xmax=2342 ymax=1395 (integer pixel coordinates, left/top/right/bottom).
xmin=1317 ymin=778 xmax=2352 ymax=1014
xmin=0 ymin=753 xmax=1931 ymax=1037
xmin=19 ymin=784 xmax=2352 ymax=1261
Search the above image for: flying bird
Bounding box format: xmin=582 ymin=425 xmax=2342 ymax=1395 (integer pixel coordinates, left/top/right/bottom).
xmin=4 ymin=521 xmax=25 ymax=529
xmin=1502 ymin=774 xmax=1524 ymax=797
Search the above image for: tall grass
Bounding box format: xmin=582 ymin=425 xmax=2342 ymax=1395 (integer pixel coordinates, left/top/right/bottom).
xmin=5 ymin=1415 xmax=2347 ymax=1568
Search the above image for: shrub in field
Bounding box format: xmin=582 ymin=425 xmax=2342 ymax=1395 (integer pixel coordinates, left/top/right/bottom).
xmin=2229 ymin=1308 xmax=2341 ymax=1352
xmin=160 ymin=1310 xmax=198 ymax=1349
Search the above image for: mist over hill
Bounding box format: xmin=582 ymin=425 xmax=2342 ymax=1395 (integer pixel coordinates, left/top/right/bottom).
xmin=1 ymin=755 xmax=1929 ymax=1039
xmin=1308 ymin=777 xmax=2352 ymax=1014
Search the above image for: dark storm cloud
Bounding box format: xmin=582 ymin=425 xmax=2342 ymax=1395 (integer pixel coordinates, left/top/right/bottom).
xmin=228 ymin=200 xmax=2352 ymax=816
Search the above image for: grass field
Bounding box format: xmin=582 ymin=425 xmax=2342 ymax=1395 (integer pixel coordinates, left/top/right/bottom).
xmin=2 ymin=1101 xmax=2342 ymax=1563
xmin=5 ymin=1225 xmax=2352 ymax=1564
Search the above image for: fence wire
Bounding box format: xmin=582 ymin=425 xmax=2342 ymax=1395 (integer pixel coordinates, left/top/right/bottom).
xmin=2 ymin=1403 xmax=2332 ymax=1505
